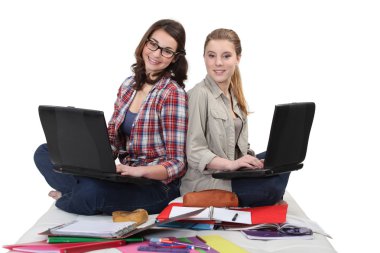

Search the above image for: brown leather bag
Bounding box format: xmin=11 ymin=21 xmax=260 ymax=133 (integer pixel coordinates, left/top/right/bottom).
xmin=183 ymin=189 xmax=239 ymax=207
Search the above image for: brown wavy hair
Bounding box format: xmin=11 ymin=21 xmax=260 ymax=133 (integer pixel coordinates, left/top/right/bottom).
xmin=204 ymin=28 xmax=249 ymax=116
xmin=131 ymin=19 xmax=188 ymax=89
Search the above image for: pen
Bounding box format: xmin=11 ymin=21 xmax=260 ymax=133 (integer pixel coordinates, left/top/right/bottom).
xmin=138 ymin=245 xmax=190 ymax=252
xmin=195 ymin=235 xmax=206 ymax=243
xmin=149 ymin=242 xmax=189 ymax=249
xmin=232 ymin=212 xmax=239 ymax=221
xmin=160 ymin=239 xmax=210 ymax=250
xmin=150 ymin=237 xmax=171 ymax=243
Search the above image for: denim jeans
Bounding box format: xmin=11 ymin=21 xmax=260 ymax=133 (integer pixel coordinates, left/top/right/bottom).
xmin=231 ymin=151 xmax=290 ymax=207
xmin=34 ymin=144 xmax=180 ymax=215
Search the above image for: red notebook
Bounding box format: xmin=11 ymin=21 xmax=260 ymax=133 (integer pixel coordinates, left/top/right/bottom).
xmin=156 ymin=202 xmax=288 ymax=225
xmin=3 ymin=240 xmax=126 ymax=253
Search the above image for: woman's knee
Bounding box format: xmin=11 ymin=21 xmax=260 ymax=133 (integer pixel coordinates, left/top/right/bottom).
xmin=34 ymin=144 xmax=49 ymax=165
xmin=34 ymin=143 xmax=55 ymax=174
xmin=268 ymin=173 xmax=290 ymax=202
xmin=65 ymin=178 xmax=105 ymax=215
xmin=236 ymin=174 xmax=290 ymax=206
xmin=75 ymin=178 xmax=104 ymax=197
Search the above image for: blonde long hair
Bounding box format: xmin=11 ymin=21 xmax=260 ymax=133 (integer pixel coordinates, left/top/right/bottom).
xmin=204 ymin=28 xmax=249 ymax=116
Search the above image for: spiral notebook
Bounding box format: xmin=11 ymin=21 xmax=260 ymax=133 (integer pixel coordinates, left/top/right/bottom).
xmin=41 ymin=207 xmax=206 ymax=239
xmin=50 ymin=220 xmax=137 ymax=238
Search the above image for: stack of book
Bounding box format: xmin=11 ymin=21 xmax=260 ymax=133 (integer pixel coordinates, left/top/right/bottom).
xmin=3 ymin=208 xmax=208 ymax=253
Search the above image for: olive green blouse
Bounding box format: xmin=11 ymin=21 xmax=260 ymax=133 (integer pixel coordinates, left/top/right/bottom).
xmin=180 ymin=75 xmax=249 ymax=194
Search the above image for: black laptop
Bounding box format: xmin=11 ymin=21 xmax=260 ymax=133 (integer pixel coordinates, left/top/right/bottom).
xmin=212 ymin=102 xmax=315 ymax=179
xmin=38 ymin=105 xmax=153 ymax=184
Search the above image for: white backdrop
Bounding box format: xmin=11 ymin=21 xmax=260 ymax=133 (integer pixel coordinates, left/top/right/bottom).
xmin=1 ymin=1 xmax=379 ymax=252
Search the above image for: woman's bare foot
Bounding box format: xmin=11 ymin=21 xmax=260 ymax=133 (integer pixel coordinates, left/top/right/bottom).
xmin=275 ymin=200 xmax=287 ymax=205
xmin=48 ymin=190 xmax=62 ymax=200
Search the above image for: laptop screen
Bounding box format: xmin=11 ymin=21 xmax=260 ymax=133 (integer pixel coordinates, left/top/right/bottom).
xmin=264 ymin=102 xmax=315 ymax=169
xmin=39 ymin=106 xmax=116 ymax=172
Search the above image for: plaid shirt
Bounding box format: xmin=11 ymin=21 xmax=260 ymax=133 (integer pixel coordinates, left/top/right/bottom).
xmin=107 ymin=76 xmax=188 ymax=184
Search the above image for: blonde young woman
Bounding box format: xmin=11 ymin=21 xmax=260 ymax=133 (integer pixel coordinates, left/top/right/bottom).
xmin=180 ymin=28 xmax=289 ymax=207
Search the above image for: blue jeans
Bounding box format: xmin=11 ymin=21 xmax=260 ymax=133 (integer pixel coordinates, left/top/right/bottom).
xmin=231 ymin=152 xmax=290 ymax=207
xmin=34 ymin=144 xmax=180 ymax=215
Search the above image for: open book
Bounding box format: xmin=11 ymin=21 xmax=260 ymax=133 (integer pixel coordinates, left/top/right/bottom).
xmin=169 ymin=206 xmax=252 ymax=224
xmin=241 ymin=224 xmax=314 ymax=240
xmin=156 ymin=203 xmax=288 ymax=225
xmin=228 ymin=214 xmax=331 ymax=238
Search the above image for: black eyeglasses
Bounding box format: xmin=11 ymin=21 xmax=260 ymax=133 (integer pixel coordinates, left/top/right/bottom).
xmin=145 ymin=39 xmax=184 ymax=58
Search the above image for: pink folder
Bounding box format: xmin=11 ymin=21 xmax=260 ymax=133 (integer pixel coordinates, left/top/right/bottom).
xmin=3 ymin=240 xmax=125 ymax=253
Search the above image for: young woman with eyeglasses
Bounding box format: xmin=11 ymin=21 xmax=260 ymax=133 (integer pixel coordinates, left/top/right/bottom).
xmin=34 ymin=19 xmax=188 ymax=215
xmin=180 ymin=28 xmax=290 ymax=207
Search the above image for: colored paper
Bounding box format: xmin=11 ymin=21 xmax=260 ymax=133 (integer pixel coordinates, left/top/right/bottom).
xmin=199 ymin=235 xmax=249 ymax=253
xmin=158 ymin=221 xmax=213 ymax=230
